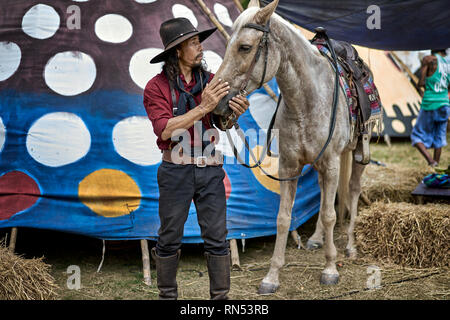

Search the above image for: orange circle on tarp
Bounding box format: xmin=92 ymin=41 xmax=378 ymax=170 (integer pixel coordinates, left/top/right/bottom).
xmin=78 ymin=169 xmax=141 ymax=218
xmin=0 ymin=171 xmax=40 ymax=220
xmin=249 ymin=145 xmax=280 ymax=194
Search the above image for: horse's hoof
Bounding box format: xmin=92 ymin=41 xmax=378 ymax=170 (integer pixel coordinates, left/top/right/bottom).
xmin=345 ymin=249 xmax=357 ymax=259
xmin=258 ymin=282 xmax=279 ymax=295
xmin=320 ymin=273 xmax=339 ymax=285
xmin=306 ymin=240 xmax=323 ymax=250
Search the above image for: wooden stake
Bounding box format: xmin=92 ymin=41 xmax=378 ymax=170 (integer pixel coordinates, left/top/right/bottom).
xmin=230 ymin=239 xmax=241 ymax=269
xmin=8 ymin=227 xmax=18 ymax=253
xmin=383 ymin=134 xmax=392 ymax=148
xmin=140 ymin=239 xmax=152 ymax=286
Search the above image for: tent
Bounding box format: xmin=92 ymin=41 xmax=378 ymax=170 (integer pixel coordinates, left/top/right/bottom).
xmin=0 ymin=0 xmax=320 ymax=244
xmin=261 ymin=0 xmax=450 ymax=51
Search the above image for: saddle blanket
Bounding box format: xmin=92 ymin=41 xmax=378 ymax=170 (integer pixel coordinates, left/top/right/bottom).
xmin=315 ymin=44 xmax=383 ymax=137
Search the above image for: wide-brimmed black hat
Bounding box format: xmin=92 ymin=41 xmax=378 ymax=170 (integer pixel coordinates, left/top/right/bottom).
xmin=150 ymin=18 xmax=217 ymax=64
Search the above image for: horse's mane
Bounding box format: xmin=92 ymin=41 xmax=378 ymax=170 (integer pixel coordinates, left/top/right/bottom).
xmin=231 ymin=7 xmax=320 ymax=56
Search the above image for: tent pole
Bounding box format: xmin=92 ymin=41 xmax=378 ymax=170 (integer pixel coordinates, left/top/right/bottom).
xmin=140 ymin=239 xmax=152 ymax=286
xmin=8 ymin=227 xmax=18 ymax=253
xmin=195 ymin=0 xmax=278 ymax=103
xmin=195 ymin=0 xmax=230 ymax=41
xmin=232 ymin=0 xmax=244 ymax=12
xmin=390 ymin=52 xmax=423 ymax=96
xmin=230 ymin=239 xmax=241 ymax=270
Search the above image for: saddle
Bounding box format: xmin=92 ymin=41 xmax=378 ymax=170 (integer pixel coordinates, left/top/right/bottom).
xmin=311 ymin=27 xmax=381 ymax=164
xmin=329 ymin=39 xmax=374 ymax=125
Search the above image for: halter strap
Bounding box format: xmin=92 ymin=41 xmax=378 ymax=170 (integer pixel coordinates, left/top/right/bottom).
xmin=239 ymin=20 xmax=271 ymax=94
xmin=242 ymin=22 xmax=270 ymax=33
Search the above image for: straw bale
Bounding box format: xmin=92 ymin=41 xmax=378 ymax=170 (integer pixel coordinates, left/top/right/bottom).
xmin=361 ymin=164 xmax=434 ymax=203
xmin=355 ymin=202 xmax=450 ymax=268
xmin=0 ymin=240 xmax=58 ymax=300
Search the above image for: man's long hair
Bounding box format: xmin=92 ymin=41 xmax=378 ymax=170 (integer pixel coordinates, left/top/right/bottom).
xmin=162 ymin=46 xmax=208 ymax=83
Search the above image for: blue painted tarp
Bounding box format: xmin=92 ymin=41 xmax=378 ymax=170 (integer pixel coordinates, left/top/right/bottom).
xmin=262 ymin=0 xmax=450 ymax=51
xmin=0 ymin=0 xmax=320 ymax=242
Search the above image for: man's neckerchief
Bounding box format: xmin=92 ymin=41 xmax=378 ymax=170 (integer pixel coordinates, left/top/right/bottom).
xmin=174 ymin=68 xmax=209 ymax=116
xmin=172 ymin=68 xmax=212 ymax=156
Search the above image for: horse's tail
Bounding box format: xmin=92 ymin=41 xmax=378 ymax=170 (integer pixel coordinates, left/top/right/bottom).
xmin=337 ymin=150 xmax=352 ymax=229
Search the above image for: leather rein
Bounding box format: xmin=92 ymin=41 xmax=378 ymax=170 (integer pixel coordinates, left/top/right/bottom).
xmin=226 ymin=23 xmax=341 ymax=182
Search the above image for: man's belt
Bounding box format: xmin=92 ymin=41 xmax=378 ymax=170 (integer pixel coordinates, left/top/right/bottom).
xmin=162 ymin=150 xmax=223 ymax=167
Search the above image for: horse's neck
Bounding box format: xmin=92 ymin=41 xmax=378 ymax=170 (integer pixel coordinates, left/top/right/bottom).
xmin=273 ymin=18 xmax=331 ymax=117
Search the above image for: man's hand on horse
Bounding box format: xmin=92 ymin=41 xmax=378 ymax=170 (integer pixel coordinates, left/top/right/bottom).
xmin=229 ymin=94 xmax=249 ymax=118
xmin=200 ymin=79 xmax=230 ymax=113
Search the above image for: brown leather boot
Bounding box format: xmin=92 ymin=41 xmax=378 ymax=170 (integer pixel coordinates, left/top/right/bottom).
xmin=151 ymin=247 xmax=180 ymax=300
xmin=205 ymin=252 xmax=231 ymax=300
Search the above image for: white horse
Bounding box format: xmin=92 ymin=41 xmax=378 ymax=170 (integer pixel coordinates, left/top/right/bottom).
xmin=213 ymin=0 xmax=368 ymax=294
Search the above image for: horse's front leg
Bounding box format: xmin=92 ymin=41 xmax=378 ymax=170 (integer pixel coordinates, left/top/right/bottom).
xmin=258 ymin=175 xmax=299 ymax=295
xmin=317 ymin=161 xmax=340 ymax=285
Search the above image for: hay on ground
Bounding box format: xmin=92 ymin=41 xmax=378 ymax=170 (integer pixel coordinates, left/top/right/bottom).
xmin=355 ymin=202 xmax=450 ymax=268
xmin=361 ymin=164 xmax=434 ymax=203
xmin=0 ymin=240 xmax=58 ymax=300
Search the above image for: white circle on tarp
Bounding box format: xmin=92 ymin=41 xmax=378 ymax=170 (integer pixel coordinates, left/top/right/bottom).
xmin=134 ymin=0 xmax=157 ymax=3
xmin=203 ymin=50 xmax=222 ymax=74
xmin=26 ymin=112 xmax=91 ymax=167
xmin=44 ymin=51 xmax=96 ymax=96
xmin=113 ymin=116 xmax=161 ymax=166
xmin=216 ymin=126 xmax=244 ymax=157
xmin=0 ymin=42 xmax=21 ymax=81
xmin=22 ymin=4 xmax=60 ymax=39
xmin=0 ymin=117 xmax=6 ymax=153
xmin=129 ymin=48 xmax=163 ymax=89
xmin=214 ymin=3 xmax=233 ymax=27
xmin=95 ymin=14 xmax=133 ymax=43
xmin=249 ymin=93 xmax=277 ymax=129
xmin=172 ymin=4 xmax=198 ymax=28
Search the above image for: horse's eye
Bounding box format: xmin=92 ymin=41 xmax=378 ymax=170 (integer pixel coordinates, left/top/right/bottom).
xmin=239 ymin=45 xmax=252 ymax=52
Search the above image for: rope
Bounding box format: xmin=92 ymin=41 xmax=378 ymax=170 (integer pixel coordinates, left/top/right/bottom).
xmin=96 ymin=239 xmax=105 ymax=273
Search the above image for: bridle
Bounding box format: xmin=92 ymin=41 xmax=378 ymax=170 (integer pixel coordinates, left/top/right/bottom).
xmin=238 ymin=20 xmax=271 ymax=96
xmin=216 ymin=21 xmax=270 ymax=130
xmin=224 ymin=20 xmax=273 ymax=170
xmin=226 ymin=21 xmax=341 ymax=182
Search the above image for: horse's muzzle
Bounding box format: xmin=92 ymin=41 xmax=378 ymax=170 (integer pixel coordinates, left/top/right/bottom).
xmin=213 ymin=90 xmax=239 ymax=116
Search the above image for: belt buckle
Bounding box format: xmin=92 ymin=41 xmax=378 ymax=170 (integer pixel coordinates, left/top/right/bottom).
xmin=196 ymin=156 xmax=207 ymax=167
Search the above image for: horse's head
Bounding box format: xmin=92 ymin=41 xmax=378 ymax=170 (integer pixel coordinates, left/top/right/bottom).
xmin=213 ymin=0 xmax=281 ymax=118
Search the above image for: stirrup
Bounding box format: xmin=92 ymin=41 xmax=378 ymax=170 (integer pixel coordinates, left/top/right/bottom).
xmin=354 ymin=132 xmax=370 ymax=165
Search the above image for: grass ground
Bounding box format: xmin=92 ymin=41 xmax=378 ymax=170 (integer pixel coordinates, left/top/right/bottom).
xmin=1 ymin=135 xmax=449 ymax=300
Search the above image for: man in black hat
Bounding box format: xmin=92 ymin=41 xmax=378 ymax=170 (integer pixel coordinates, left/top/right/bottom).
xmin=143 ymin=17 xmax=249 ymax=300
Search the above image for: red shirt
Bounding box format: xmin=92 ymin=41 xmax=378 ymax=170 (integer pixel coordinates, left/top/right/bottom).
xmin=143 ymin=71 xmax=215 ymax=150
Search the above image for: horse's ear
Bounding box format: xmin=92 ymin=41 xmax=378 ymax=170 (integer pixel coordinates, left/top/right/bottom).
xmin=254 ymin=0 xmax=279 ymax=25
xmin=247 ymin=0 xmax=260 ymax=8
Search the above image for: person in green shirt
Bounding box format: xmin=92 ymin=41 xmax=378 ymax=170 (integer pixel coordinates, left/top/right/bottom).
xmin=411 ymin=49 xmax=450 ymax=167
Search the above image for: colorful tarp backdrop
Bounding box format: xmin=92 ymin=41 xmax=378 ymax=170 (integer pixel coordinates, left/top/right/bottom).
xmin=0 ymin=0 xmax=320 ymax=242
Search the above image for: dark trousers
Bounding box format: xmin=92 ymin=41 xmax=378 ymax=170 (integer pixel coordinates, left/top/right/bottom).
xmin=156 ymin=161 xmax=229 ymax=257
